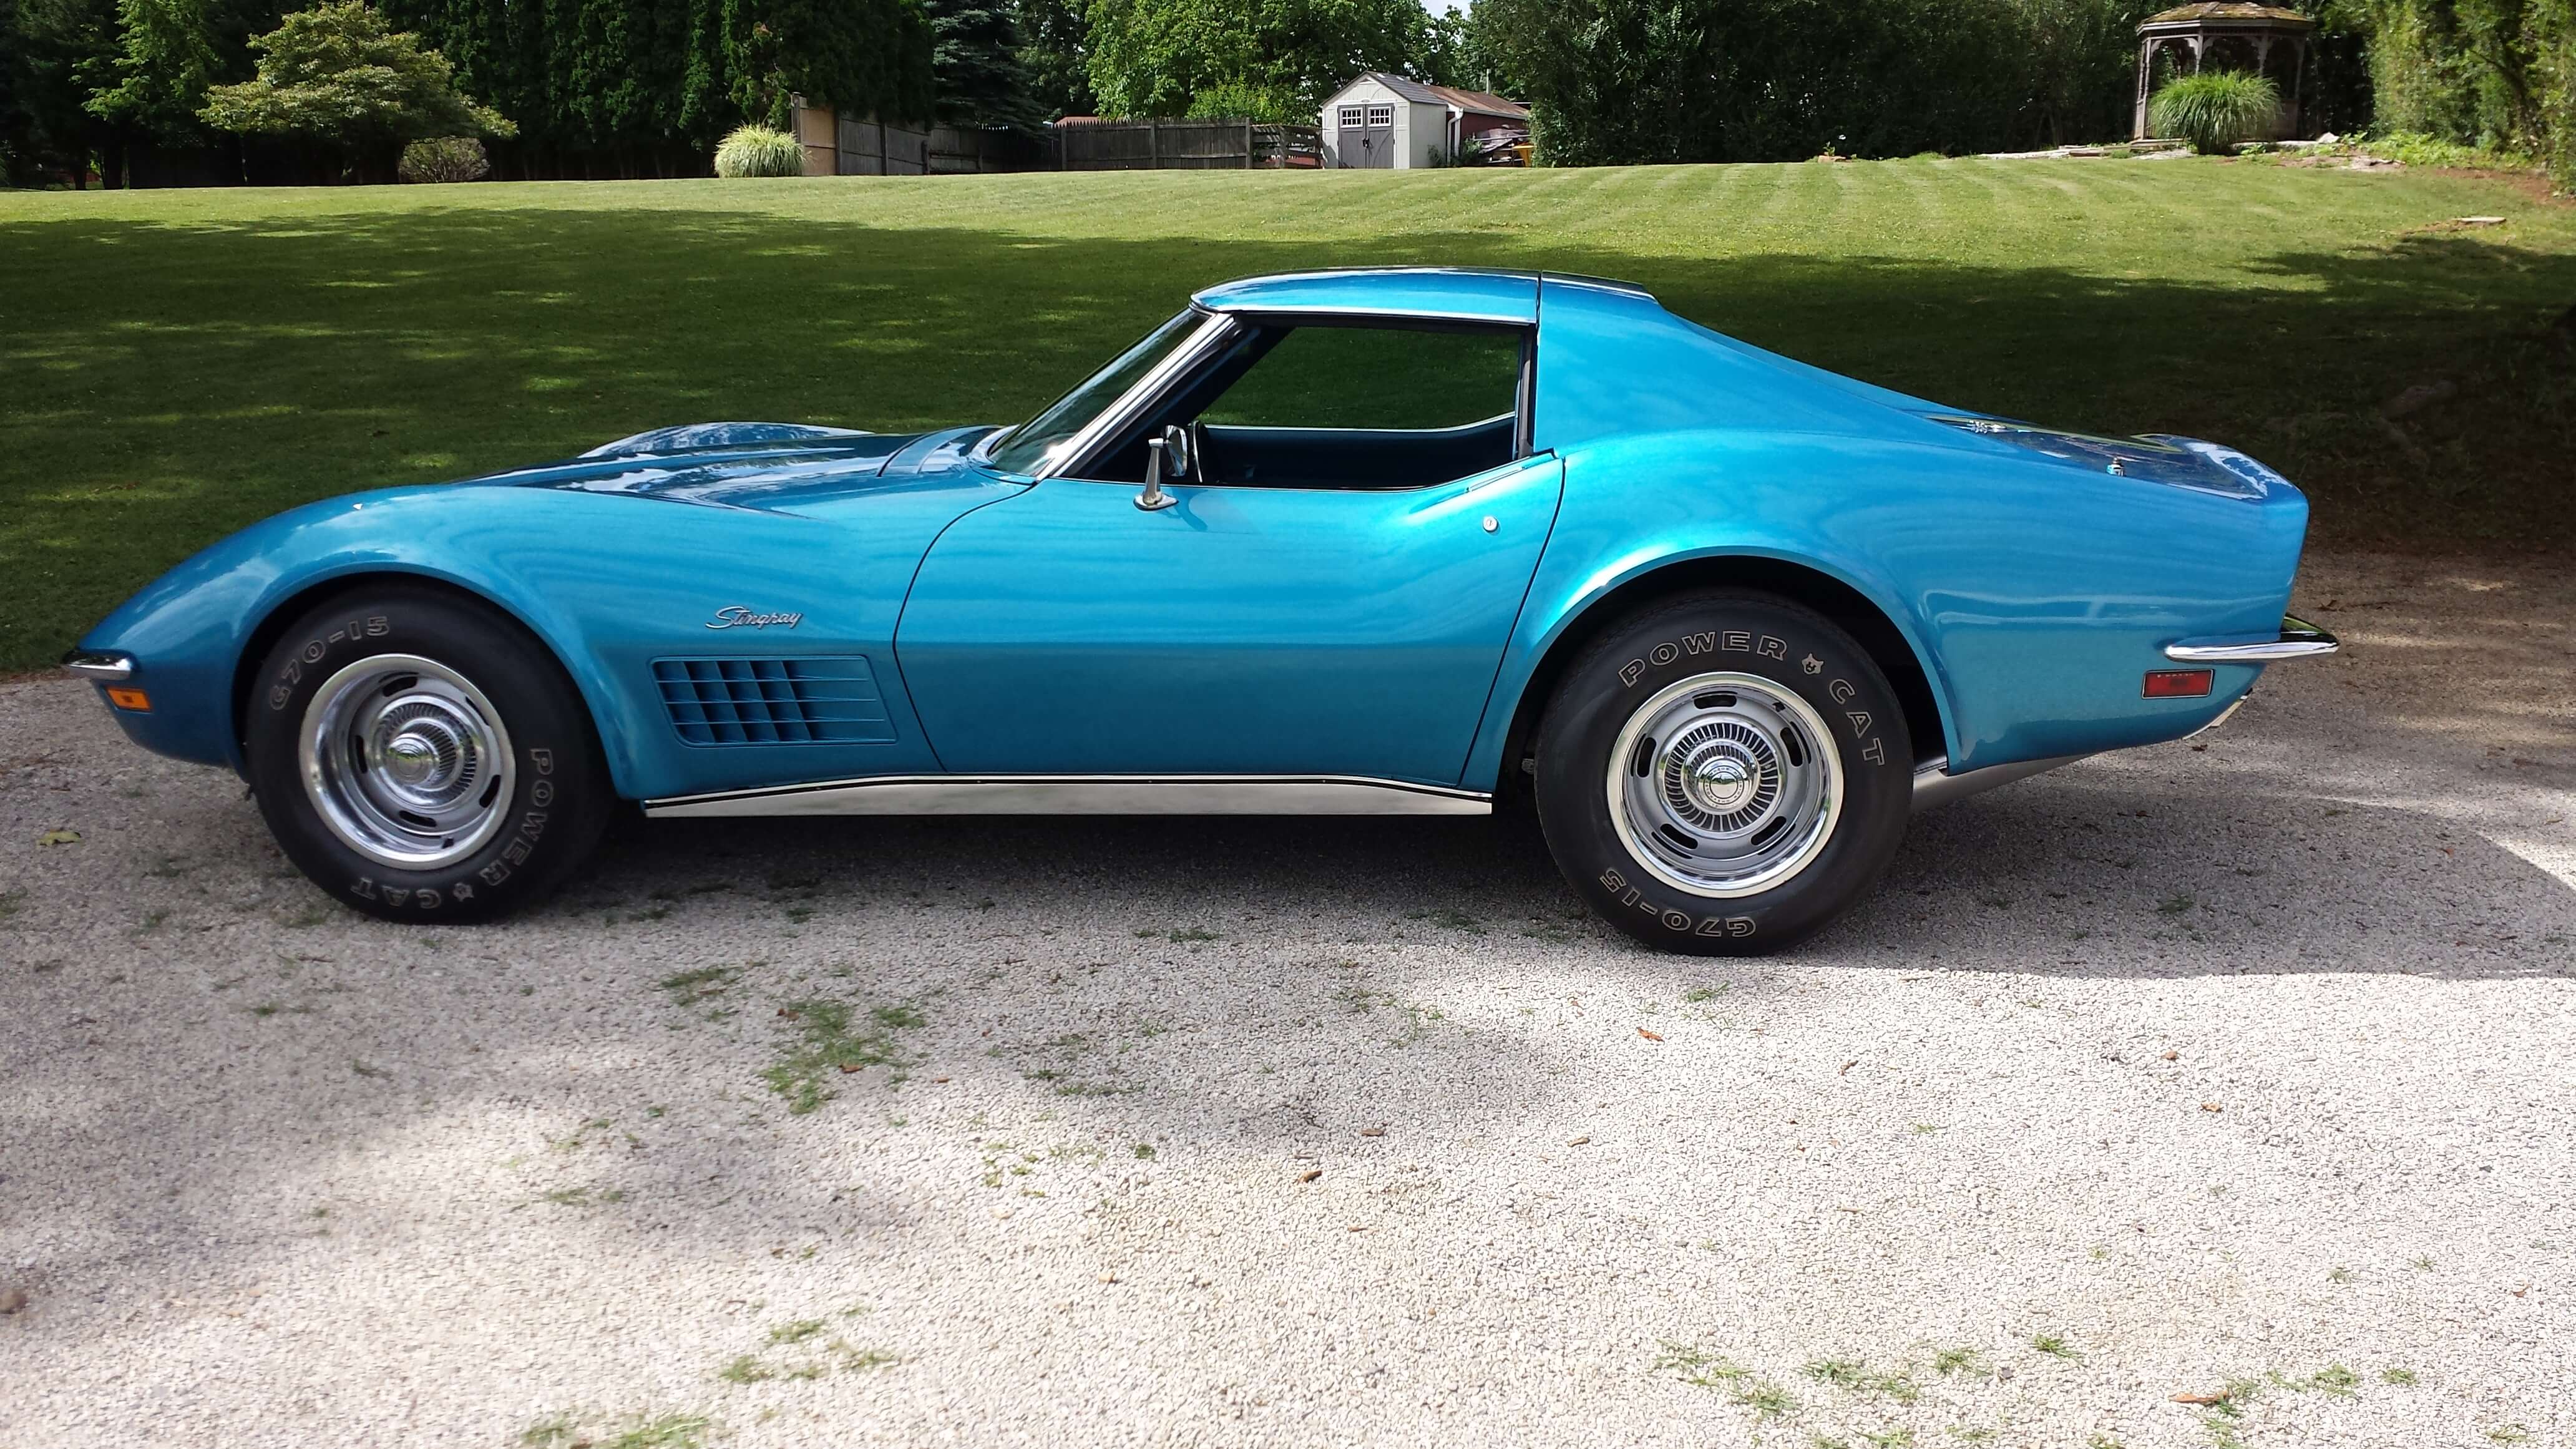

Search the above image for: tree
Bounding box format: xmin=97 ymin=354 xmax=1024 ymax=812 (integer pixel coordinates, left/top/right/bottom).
xmin=924 ymin=0 xmax=1043 ymax=130
xmin=1081 ymin=0 xmax=1433 ymax=119
xmin=1013 ymin=0 xmax=1090 ymax=116
xmin=200 ymin=1 xmax=514 ymax=162
xmin=84 ymin=0 xmax=222 ymax=137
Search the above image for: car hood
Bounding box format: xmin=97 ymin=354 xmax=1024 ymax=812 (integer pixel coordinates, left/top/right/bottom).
xmin=462 ymin=422 xmax=1004 ymax=514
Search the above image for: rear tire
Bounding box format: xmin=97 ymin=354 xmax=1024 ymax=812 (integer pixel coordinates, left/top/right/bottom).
xmin=1533 ymin=592 xmax=1911 ymax=954
xmin=243 ymin=587 xmax=611 ymax=923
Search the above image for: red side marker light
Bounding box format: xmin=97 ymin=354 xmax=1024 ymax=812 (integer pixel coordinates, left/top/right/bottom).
xmin=2142 ymin=669 xmax=2213 ymax=699
xmin=106 ymin=686 xmax=151 ymax=711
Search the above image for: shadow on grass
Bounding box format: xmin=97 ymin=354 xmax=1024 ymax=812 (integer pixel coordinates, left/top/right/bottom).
xmin=2 ymin=205 xmax=2572 ymax=669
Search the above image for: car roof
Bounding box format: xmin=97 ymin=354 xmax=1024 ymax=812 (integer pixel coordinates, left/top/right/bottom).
xmin=1191 ymin=267 xmax=1654 ymax=326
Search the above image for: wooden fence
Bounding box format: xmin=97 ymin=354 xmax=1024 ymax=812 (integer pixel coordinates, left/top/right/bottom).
xmin=1055 ymin=120 xmax=1324 ymax=170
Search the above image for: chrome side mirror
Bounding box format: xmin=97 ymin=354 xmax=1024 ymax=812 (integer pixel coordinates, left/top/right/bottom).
xmin=1136 ymin=423 xmax=1188 ymax=512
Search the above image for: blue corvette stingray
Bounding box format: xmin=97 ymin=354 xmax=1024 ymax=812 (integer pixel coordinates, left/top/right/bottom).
xmin=67 ymin=268 xmax=2335 ymax=952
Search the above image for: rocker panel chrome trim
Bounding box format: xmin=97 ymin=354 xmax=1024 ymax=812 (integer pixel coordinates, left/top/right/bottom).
xmin=1910 ymin=754 xmax=2087 ymax=812
xmin=642 ymin=774 xmax=1495 ymax=818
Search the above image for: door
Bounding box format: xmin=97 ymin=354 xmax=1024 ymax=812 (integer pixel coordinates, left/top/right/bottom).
xmin=1335 ymin=102 xmax=1395 ymax=167
xmin=897 ymin=320 xmax=1559 ymax=783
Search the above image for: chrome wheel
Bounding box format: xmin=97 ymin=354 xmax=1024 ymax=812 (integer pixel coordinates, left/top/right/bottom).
xmin=1604 ymin=671 xmax=1843 ymax=899
xmin=298 ymin=653 xmax=516 ymax=871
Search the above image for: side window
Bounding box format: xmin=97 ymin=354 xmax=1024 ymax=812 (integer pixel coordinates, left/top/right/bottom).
xmin=1365 ymin=104 xmax=1394 ymax=127
xmin=1183 ymin=324 xmax=1525 ymax=490
xmin=1337 ymin=105 xmax=1365 ymax=128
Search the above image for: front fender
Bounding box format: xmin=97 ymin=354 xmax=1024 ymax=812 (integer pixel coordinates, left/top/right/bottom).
xmin=75 ymin=484 xmax=980 ymax=798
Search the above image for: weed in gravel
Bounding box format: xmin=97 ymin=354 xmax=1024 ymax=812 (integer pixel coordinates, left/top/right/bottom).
xmin=1933 ymin=1347 xmax=1985 ymax=1377
xmin=2486 ymin=1426 xmax=2530 ymax=1443
xmin=285 ymin=903 xmax=334 ymax=927
xmin=1865 ymin=1431 xmax=1918 ymax=1448
xmin=2298 ymin=1363 xmax=2360 ymax=1397
xmin=1653 ymin=1343 xmax=1797 ymax=1418
xmin=767 ymin=1319 xmax=825 ymax=1345
xmin=1131 ymin=1143 xmax=1156 ymax=1159
xmin=1946 ymin=1430 xmax=1994 ymax=1444
xmin=2158 ymin=894 xmax=2196 ymax=914
xmin=718 ymin=1354 xmax=774 ymax=1383
xmin=1805 ymin=1358 xmax=1870 ymax=1388
xmin=2031 ymin=1334 xmax=2081 ymax=1359
xmin=761 ymin=1000 xmax=924 ymax=1113
xmin=2381 ymin=1367 xmax=2418 ymax=1385
xmin=2411 ymin=1254 xmax=2436 ymax=1270
xmin=1682 ymin=983 xmax=1727 ymax=1002
xmin=658 ymin=965 xmax=739 ymax=1007
xmin=2329 ymin=1265 xmax=2354 ymax=1282
xmin=524 ymin=1412 xmax=710 ymax=1449
xmin=1408 ymin=907 xmax=1484 ymax=934
xmin=351 ymin=1059 xmax=388 ymax=1079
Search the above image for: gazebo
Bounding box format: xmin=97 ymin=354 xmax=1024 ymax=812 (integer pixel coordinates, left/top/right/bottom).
xmin=2133 ymin=3 xmax=2316 ymax=142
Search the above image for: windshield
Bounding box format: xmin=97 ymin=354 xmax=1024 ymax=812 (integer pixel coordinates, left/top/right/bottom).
xmin=986 ymin=309 xmax=1204 ymax=476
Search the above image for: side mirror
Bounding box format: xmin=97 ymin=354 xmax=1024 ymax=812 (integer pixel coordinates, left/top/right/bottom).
xmin=1136 ymin=423 xmax=1188 ymax=512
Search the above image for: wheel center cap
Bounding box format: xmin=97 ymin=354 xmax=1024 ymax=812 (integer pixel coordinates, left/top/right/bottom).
xmin=381 ymin=728 xmax=455 ymax=791
xmin=1683 ymin=751 xmax=1757 ymax=813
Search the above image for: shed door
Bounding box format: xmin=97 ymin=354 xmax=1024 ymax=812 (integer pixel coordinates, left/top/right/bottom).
xmin=1335 ymin=102 xmax=1394 ymax=168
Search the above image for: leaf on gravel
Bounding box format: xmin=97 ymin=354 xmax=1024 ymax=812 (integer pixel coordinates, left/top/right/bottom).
xmin=37 ymin=829 xmax=79 ymax=846
xmin=2173 ymin=1392 xmax=2227 ymax=1404
xmin=2161 ymin=1050 xmax=2180 ymax=1060
xmin=1357 ymin=1126 xmax=1385 ymax=1137
xmin=1638 ymin=1027 xmax=1664 ymax=1042
xmin=0 ymin=1287 xmax=26 ymax=1314
xmin=2200 ymin=1101 xmax=2223 ymax=1112
xmin=1297 ymin=1169 xmax=1321 ymax=1183
xmin=1568 ymin=1135 xmax=1591 ymax=1146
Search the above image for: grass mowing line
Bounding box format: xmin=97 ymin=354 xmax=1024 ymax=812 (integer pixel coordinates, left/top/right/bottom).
xmin=3 ymin=160 xmax=2570 ymax=670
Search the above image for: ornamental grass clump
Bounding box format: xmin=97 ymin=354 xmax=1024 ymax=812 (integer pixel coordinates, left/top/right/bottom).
xmin=2150 ymin=71 xmax=2281 ymax=155
xmin=715 ymin=125 xmax=804 ymax=178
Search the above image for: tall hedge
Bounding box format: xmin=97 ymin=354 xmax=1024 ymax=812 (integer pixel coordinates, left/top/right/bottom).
xmin=2364 ymin=0 xmax=2574 ymax=188
xmin=377 ymin=0 xmax=931 ymax=157
xmin=1480 ymin=0 xmax=2147 ymax=165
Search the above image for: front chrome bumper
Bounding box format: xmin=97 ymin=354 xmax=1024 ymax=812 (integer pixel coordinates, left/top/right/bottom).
xmin=2164 ymin=615 xmax=2339 ymax=664
xmin=61 ymin=649 xmax=135 ymax=681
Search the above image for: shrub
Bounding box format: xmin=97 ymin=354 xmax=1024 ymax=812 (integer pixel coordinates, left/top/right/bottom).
xmin=398 ymin=136 xmax=490 ymax=183
xmin=2149 ymin=71 xmax=2280 ymax=155
xmin=714 ymin=125 xmax=806 ymax=178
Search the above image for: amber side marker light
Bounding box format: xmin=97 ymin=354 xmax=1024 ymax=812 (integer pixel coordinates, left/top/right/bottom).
xmin=105 ymin=686 xmax=151 ymax=711
xmin=2142 ymin=669 xmax=2213 ymax=700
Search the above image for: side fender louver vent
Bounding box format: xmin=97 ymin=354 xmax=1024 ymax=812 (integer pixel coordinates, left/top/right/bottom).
xmin=651 ymin=656 xmax=894 ymax=745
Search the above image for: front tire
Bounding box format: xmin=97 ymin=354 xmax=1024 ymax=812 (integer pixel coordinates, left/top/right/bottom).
xmin=1533 ymin=592 xmax=1911 ymax=954
xmin=244 ymin=587 xmax=611 ymax=923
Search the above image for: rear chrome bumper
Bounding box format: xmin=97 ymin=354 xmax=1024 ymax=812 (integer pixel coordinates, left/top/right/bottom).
xmin=2164 ymin=615 xmax=2339 ymax=665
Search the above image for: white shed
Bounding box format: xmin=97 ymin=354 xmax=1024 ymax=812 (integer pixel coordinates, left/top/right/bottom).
xmin=1319 ymin=72 xmax=1450 ymax=168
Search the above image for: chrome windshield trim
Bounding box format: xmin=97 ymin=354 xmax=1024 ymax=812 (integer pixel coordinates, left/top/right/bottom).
xmin=62 ymin=650 xmax=134 ymax=681
xmin=1034 ymin=310 xmax=1242 ymax=482
xmin=642 ymin=773 xmax=1493 ymax=819
xmin=2164 ymin=615 xmax=2340 ymax=664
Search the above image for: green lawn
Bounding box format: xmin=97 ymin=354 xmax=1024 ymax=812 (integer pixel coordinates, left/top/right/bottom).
xmin=4 ymin=159 xmax=2572 ymax=673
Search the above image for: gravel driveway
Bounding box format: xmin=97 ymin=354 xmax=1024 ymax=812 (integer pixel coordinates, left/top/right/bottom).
xmin=4 ymin=551 xmax=2571 ymax=1449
